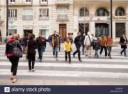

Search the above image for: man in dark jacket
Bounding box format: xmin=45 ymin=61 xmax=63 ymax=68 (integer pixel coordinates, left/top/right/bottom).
xmin=73 ymin=32 xmax=82 ymax=62
xmin=36 ymin=33 xmax=46 ymax=62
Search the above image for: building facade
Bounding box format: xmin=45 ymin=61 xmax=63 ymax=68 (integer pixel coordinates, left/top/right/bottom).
xmin=0 ymin=0 xmax=128 ymax=42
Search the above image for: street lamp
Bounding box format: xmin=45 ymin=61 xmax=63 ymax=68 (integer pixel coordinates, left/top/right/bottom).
xmin=6 ymin=0 xmax=9 ymax=36
xmin=110 ymin=0 xmax=113 ymax=39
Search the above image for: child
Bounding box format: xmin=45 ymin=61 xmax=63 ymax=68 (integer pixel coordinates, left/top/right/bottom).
xmin=64 ymin=38 xmax=72 ymax=64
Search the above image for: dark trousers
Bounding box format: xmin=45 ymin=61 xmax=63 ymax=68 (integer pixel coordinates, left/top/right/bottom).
xmin=82 ymin=45 xmax=85 ymax=55
xmin=107 ymin=46 xmax=112 ymax=57
xmin=121 ymin=48 xmax=126 ymax=56
xmin=28 ymin=53 xmax=35 ymax=70
xmin=65 ymin=51 xmax=71 ymax=63
xmin=100 ymin=46 xmax=107 ymax=57
xmin=8 ymin=56 xmax=19 ymax=76
xmin=38 ymin=46 xmax=44 ymax=60
xmin=73 ymin=45 xmax=81 ymax=60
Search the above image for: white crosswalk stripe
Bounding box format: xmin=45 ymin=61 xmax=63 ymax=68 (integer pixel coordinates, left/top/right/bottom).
xmin=0 ymin=44 xmax=128 ymax=85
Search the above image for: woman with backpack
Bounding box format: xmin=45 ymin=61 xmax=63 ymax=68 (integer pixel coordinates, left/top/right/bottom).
xmin=5 ymin=34 xmax=22 ymax=83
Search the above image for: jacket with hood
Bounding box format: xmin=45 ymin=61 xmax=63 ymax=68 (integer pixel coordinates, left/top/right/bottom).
xmin=5 ymin=38 xmax=22 ymax=57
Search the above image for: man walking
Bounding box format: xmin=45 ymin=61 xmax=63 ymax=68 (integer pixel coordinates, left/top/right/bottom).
xmin=73 ymin=32 xmax=82 ymax=62
xmin=36 ymin=33 xmax=46 ymax=62
xmin=51 ymin=31 xmax=60 ymax=60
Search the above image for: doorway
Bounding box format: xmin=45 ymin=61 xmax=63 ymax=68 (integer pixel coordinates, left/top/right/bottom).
xmin=59 ymin=24 xmax=67 ymax=42
xmin=79 ymin=23 xmax=89 ymax=35
xmin=24 ymin=30 xmax=33 ymax=37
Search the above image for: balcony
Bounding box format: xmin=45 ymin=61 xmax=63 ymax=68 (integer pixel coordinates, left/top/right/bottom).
xmin=39 ymin=15 xmax=49 ymax=20
xmin=55 ymin=0 xmax=70 ymax=6
xmin=22 ymin=15 xmax=33 ymax=20
xmin=40 ymin=0 xmax=48 ymax=6
xmin=57 ymin=15 xmax=69 ymax=22
xmin=8 ymin=0 xmax=33 ymax=6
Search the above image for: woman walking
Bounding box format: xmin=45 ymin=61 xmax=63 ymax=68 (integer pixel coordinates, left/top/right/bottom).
xmin=119 ymin=34 xmax=128 ymax=57
xmin=27 ymin=34 xmax=37 ymax=72
xmin=5 ymin=34 xmax=22 ymax=83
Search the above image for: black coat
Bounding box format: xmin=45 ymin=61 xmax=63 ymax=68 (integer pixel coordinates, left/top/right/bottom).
xmin=74 ymin=36 xmax=82 ymax=47
xmin=27 ymin=39 xmax=37 ymax=54
xmin=120 ymin=37 xmax=127 ymax=48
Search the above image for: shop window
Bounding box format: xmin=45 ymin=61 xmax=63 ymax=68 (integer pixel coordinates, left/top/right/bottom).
xmin=116 ymin=23 xmax=125 ymax=37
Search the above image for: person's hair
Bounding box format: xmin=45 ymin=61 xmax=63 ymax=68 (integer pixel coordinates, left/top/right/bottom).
xmin=29 ymin=34 xmax=34 ymax=40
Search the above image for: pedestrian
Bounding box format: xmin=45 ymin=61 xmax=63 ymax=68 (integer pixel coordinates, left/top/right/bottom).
xmin=119 ymin=34 xmax=128 ymax=57
xmin=81 ymin=34 xmax=85 ymax=55
xmin=84 ymin=32 xmax=93 ymax=58
xmin=73 ymin=32 xmax=82 ymax=62
xmin=64 ymin=38 xmax=72 ymax=64
xmin=99 ymin=35 xmax=107 ymax=57
xmin=51 ymin=30 xmax=60 ymax=60
xmin=93 ymin=37 xmax=100 ymax=58
xmin=27 ymin=34 xmax=37 ymax=72
xmin=36 ymin=33 xmax=46 ymax=62
xmin=5 ymin=34 xmax=22 ymax=83
xmin=106 ymin=35 xmax=112 ymax=59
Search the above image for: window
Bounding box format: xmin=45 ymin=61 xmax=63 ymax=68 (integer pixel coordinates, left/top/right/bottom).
xmin=26 ymin=0 xmax=32 ymax=2
xmin=58 ymin=7 xmax=68 ymax=15
xmin=96 ymin=8 xmax=109 ymax=16
xmin=8 ymin=29 xmax=17 ymax=35
xmin=116 ymin=7 xmax=125 ymax=16
xmin=79 ymin=7 xmax=89 ymax=17
xmin=8 ymin=9 xmax=17 ymax=18
xmin=23 ymin=9 xmax=33 ymax=20
xmin=116 ymin=23 xmax=125 ymax=37
xmin=39 ymin=29 xmax=48 ymax=37
xmin=10 ymin=0 xmax=15 ymax=2
xmin=39 ymin=8 xmax=49 ymax=20
xmin=41 ymin=0 xmax=47 ymax=2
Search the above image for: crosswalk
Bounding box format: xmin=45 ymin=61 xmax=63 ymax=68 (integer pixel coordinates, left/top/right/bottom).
xmin=0 ymin=44 xmax=128 ymax=85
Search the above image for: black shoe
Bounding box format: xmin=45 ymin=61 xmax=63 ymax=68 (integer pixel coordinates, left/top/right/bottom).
xmin=79 ymin=59 xmax=82 ymax=62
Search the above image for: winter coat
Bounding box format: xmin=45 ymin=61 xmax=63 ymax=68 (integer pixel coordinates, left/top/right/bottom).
xmin=93 ymin=39 xmax=100 ymax=50
xmin=106 ymin=37 xmax=112 ymax=47
xmin=74 ymin=36 xmax=82 ymax=47
xmin=51 ymin=34 xmax=60 ymax=48
xmin=27 ymin=39 xmax=37 ymax=54
xmin=5 ymin=38 xmax=22 ymax=58
xmin=100 ymin=36 xmax=107 ymax=46
xmin=64 ymin=41 xmax=72 ymax=52
xmin=84 ymin=35 xmax=93 ymax=46
xmin=36 ymin=36 xmax=46 ymax=47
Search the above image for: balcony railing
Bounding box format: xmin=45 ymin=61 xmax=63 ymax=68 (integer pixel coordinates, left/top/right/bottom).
xmin=8 ymin=0 xmax=33 ymax=6
xmin=22 ymin=15 xmax=33 ymax=20
xmin=39 ymin=16 xmax=49 ymax=20
xmin=57 ymin=15 xmax=69 ymax=21
xmin=55 ymin=0 xmax=70 ymax=6
xmin=40 ymin=0 xmax=48 ymax=5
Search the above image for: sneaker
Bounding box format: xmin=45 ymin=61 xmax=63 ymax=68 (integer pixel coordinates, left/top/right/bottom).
xmin=12 ymin=78 xmax=17 ymax=83
xmin=31 ymin=69 xmax=35 ymax=72
xmin=79 ymin=59 xmax=82 ymax=62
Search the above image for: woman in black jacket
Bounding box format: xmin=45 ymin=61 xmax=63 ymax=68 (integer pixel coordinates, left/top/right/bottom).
xmin=5 ymin=34 xmax=22 ymax=83
xmin=27 ymin=34 xmax=37 ymax=72
xmin=120 ymin=34 xmax=128 ymax=57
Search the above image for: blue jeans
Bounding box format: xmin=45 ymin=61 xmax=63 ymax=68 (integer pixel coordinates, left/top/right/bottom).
xmin=53 ymin=46 xmax=59 ymax=58
xmin=38 ymin=46 xmax=45 ymax=61
xmin=107 ymin=46 xmax=112 ymax=57
xmin=95 ymin=50 xmax=99 ymax=58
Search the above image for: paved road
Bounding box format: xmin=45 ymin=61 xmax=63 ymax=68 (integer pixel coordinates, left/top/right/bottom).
xmin=0 ymin=44 xmax=128 ymax=85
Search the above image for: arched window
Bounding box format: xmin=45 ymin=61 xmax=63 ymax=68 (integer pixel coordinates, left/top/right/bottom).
xmin=96 ymin=8 xmax=109 ymax=16
xmin=79 ymin=7 xmax=89 ymax=16
xmin=116 ymin=7 xmax=125 ymax=16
